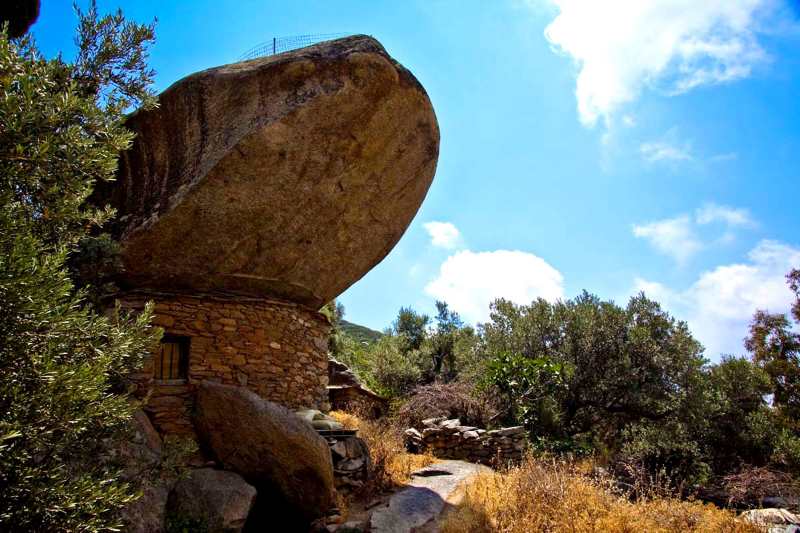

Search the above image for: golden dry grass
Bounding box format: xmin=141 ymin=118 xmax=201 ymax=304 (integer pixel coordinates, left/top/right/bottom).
xmin=329 ymin=410 xmax=435 ymax=490
xmin=329 ymin=410 xmax=361 ymax=430
xmin=440 ymin=456 xmax=759 ymax=533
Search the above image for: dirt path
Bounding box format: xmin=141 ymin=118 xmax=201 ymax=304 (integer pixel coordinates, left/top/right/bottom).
xmin=369 ymin=460 xmax=491 ymax=533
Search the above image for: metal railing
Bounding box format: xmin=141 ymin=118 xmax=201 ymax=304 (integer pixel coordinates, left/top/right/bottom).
xmin=239 ymin=33 xmax=351 ymax=61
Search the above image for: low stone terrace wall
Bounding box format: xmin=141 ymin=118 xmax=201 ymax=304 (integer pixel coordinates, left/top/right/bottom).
xmin=404 ymin=417 xmax=527 ymax=466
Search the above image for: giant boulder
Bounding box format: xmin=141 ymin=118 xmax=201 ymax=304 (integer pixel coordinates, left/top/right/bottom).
xmin=193 ymin=381 xmax=335 ymax=524
xmin=98 ymin=35 xmax=439 ymax=308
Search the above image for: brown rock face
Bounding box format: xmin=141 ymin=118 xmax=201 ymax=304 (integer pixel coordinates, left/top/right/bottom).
xmin=101 ymin=35 xmax=439 ymax=308
xmin=193 ymin=381 xmax=335 ymax=524
xmin=167 ymin=468 xmax=256 ymax=533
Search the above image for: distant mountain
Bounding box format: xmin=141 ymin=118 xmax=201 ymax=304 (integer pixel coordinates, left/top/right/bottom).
xmin=340 ymin=319 xmax=383 ymax=344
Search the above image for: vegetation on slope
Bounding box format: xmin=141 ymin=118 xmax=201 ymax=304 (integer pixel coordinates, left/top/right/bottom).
xmin=340 ymin=319 xmax=383 ymax=345
xmin=329 ymin=271 xmax=800 ymax=506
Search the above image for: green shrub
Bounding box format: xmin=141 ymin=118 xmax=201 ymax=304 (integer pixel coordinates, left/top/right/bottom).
xmin=0 ymin=3 xmax=159 ymax=530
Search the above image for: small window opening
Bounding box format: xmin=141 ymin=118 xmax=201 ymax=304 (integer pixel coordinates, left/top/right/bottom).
xmin=155 ymin=335 xmax=189 ymax=381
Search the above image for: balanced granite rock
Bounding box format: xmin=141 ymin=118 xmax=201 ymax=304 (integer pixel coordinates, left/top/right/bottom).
xmin=98 ymin=35 xmax=439 ymax=308
xmin=193 ymin=381 xmax=335 ymax=523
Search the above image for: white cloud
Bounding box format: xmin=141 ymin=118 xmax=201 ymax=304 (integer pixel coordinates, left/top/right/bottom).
xmin=640 ymin=141 xmax=693 ymax=163
xmin=633 ymin=215 xmax=702 ymax=264
xmin=425 ymin=250 xmax=564 ymax=324
xmin=634 ymin=204 xmax=757 ymax=263
xmin=542 ymin=0 xmax=773 ymax=126
xmin=634 ymin=240 xmax=800 ymax=359
xmin=696 ymin=203 xmax=755 ymax=227
xmin=423 ymin=221 xmax=462 ymax=249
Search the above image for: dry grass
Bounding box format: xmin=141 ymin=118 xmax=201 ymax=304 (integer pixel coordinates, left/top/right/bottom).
xmin=329 ymin=410 xmax=435 ymax=491
xmin=394 ymin=382 xmax=499 ymax=430
xmin=440 ymin=456 xmax=759 ymax=533
xmin=723 ymin=465 xmax=800 ymax=507
xmin=329 ymin=410 xmax=361 ymax=430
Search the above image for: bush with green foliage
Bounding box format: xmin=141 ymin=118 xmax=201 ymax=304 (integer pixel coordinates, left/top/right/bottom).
xmin=332 ymin=279 xmax=800 ymax=488
xmin=0 ymin=3 xmax=160 ymax=530
xmin=363 ymin=335 xmax=423 ymax=398
xmin=481 ymin=292 xmax=706 ymax=442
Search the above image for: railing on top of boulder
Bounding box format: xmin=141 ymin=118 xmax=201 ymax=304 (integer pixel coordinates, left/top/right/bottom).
xmin=239 ymin=33 xmax=352 ymax=61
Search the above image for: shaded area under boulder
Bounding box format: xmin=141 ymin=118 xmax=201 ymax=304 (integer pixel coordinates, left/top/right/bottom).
xmin=167 ymin=468 xmax=256 ymax=533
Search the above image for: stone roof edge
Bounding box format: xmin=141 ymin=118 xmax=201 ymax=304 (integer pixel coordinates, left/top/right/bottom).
xmin=111 ymin=289 xmax=332 ymax=326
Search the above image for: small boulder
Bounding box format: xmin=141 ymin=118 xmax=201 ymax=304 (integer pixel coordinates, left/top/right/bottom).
xmin=741 ymin=508 xmax=800 ymax=527
xmin=422 ymin=417 xmax=446 ymax=427
xmin=167 ymin=468 xmax=256 ymax=533
xmin=295 ymin=408 xmax=345 ymax=431
xmin=440 ymin=419 xmax=461 ymax=430
xmin=194 ymin=381 xmax=335 ymax=523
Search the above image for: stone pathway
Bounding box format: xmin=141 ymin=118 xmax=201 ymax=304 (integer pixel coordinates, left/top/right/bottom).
xmin=369 ymin=460 xmax=491 ymax=533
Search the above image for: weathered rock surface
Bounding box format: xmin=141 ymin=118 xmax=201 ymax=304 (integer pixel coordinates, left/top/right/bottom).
xmin=99 ymin=35 xmax=439 ymax=308
xmin=193 ymin=381 xmax=335 ymax=522
xmin=330 ymin=436 xmax=372 ymax=492
xmin=123 ymin=483 xmax=170 ymax=533
xmin=295 ymin=408 xmax=345 ymax=431
xmin=168 ymin=468 xmax=256 ymax=533
xmin=329 ymin=358 xmax=362 ymax=387
xmin=369 ymin=460 xmax=491 ymax=533
xmin=116 ymin=411 xmax=169 ymax=533
xmin=741 ymin=508 xmax=800 ymax=527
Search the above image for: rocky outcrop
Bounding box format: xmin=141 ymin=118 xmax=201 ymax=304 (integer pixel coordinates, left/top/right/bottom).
xmin=404 ymin=418 xmax=528 ymax=466
xmin=97 ymin=35 xmax=439 ymax=309
xmin=168 ymin=468 xmax=256 ymax=533
xmin=193 ymin=381 xmax=335 ymax=523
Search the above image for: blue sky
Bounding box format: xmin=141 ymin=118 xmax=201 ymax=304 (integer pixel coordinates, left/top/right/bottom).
xmin=35 ymin=1 xmax=800 ymax=361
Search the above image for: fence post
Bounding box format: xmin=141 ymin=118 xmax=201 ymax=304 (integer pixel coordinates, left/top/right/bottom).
xmin=273 ymin=37 xmax=276 ymax=55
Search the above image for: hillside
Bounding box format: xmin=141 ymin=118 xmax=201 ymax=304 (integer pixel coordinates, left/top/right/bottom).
xmin=340 ymin=319 xmax=383 ymax=344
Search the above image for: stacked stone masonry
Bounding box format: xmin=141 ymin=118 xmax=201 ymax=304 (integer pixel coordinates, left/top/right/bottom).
xmin=119 ymin=292 xmax=331 ymax=436
xmin=404 ymin=418 xmax=528 ymax=466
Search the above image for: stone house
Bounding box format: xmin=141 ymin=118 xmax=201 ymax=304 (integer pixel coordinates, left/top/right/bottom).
xmin=96 ymin=35 xmax=440 ymax=440
xmin=121 ymin=292 xmax=331 ymax=436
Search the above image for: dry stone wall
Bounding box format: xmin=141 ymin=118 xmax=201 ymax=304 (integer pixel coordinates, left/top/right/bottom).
xmin=404 ymin=418 xmax=527 ymax=466
xmin=119 ymin=292 xmax=331 ymax=436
